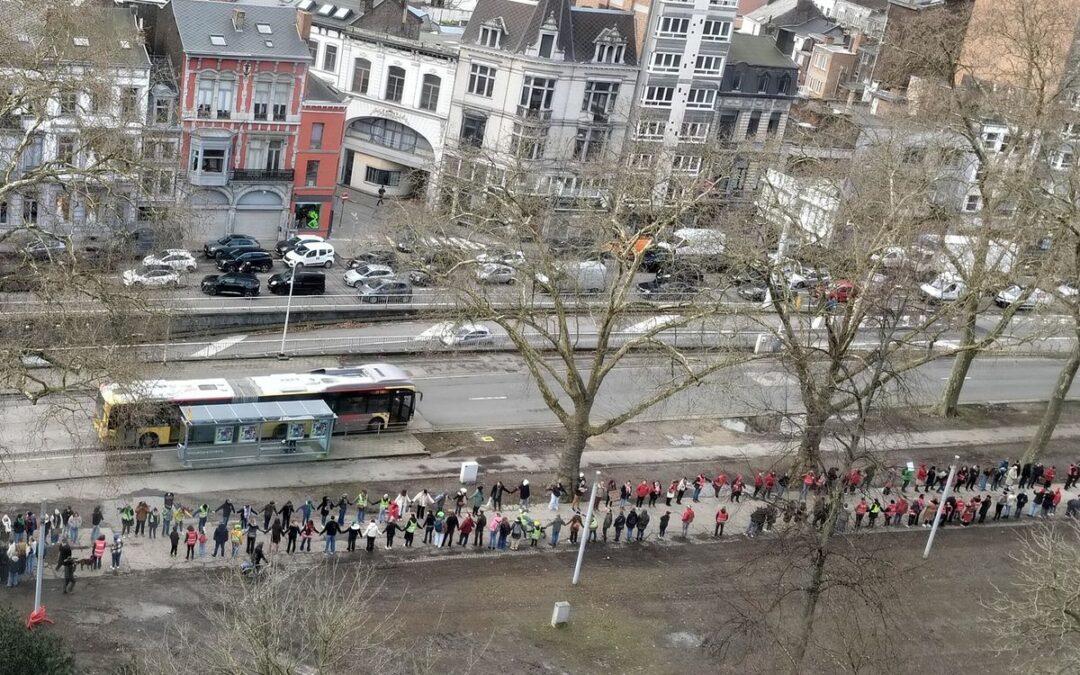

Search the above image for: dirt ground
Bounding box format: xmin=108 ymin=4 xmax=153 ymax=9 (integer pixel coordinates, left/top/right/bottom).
xmin=0 ymin=524 xmax=1050 ymax=674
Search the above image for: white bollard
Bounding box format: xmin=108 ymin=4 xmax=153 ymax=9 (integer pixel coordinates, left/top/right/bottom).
xmin=459 ymin=461 xmax=479 ymax=484
xmin=551 ymin=601 xmax=571 ymax=627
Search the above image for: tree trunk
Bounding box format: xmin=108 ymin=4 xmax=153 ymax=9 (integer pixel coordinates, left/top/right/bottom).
xmin=557 ymin=419 xmax=590 ymax=486
xmin=934 ymin=349 xmax=977 ymax=417
xmin=793 ymin=408 xmax=829 ymax=473
xmin=790 ymin=545 xmax=827 ymax=673
xmin=1021 ymin=340 xmax=1080 ymax=464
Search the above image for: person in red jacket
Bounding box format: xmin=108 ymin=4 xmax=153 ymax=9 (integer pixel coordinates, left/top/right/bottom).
xmin=183 ymin=525 xmax=198 ymax=561
xmin=764 ymin=471 xmax=777 ymax=498
xmin=916 ymin=463 xmax=928 ymax=492
xmin=712 ymin=472 xmax=728 ymax=498
xmin=854 ymin=498 xmax=869 ymax=528
xmin=1044 ymin=466 xmax=1056 ymax=486
xmin=752 ymin=472 xmax=764 ymax=499
xmin=680 ymin=506 xmax=695 ymax=537
xmin=714 ymin=507 xmax=729 ymax=537
xmin=634 ymin=481 xmax=650 ymax=508
xmin=801 ymin=471 xmax=815 ymax=499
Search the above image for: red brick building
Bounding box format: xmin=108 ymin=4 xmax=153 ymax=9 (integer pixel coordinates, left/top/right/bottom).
xmin=293 ymin=76 xmax=346 ymax=238
xmin=154 ymin=0 xmax=314 ymax=242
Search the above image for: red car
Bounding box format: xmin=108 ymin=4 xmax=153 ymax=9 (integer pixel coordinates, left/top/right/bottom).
xmin=815 ymin=280 xmax=857 ymax=304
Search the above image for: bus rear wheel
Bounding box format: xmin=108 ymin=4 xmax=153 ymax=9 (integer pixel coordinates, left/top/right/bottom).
xmin=138 ymin=433 xmax=159 ymax=448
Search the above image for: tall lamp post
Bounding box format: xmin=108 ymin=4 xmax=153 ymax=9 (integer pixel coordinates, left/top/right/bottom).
xmin=572 ymin=470 xmax=601 ymax=586
xmin=278 ymin=262 xmax=297 ymax=359
xmin=923 ymin=455 xmax=959 ymax=559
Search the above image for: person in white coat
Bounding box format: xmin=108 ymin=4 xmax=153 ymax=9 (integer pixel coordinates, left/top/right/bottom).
xmin=363 ymin=520 xmax=380 ymax=553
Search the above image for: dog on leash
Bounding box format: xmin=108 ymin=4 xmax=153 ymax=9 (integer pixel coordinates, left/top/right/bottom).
xmin=75 ymin=556 xmax=95 ymax=570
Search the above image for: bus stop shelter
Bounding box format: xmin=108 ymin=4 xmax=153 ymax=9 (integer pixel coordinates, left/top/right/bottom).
xmin=177 ymin=400 xmax=336 ymax=468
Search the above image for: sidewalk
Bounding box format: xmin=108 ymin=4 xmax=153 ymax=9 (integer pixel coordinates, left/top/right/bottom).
xmin=4 ymin=421 xmax=1080 ymax=503
xmin=21 ymin=478 xmax=1078 ymax=581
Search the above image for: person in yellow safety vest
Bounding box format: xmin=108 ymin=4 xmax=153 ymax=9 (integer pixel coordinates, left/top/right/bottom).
xmin=229 ymin=522 xmax=243 ymax=558
xmin=377 ymin=495 xmax=390 ymax=523
xmin=403 ymin=515 xmax=418 ymax=548
xmin=172 ymin=505 xmax=190 ymax=533
xmin=354 ymin=491 xmax=368 ymax=521
xmin=588 ymin=515 xmax=599 ymax=542
xmin=529 ymin=520 xmax=543 ymax=547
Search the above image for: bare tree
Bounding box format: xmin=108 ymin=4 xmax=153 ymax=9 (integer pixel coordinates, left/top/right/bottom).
xmin=982 ymin=519 xmax=1080 ymax=672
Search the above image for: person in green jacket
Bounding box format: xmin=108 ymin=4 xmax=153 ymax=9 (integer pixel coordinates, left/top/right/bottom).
xmin=900 ymin=466 xmax=915 ymax=493
xmin=470 ymin=487 xmax=485 ymax=515
xmin=529 ymin=520 xmax=543 ymax=547
xmin=404 ymin=515 xmax=418 ymax=548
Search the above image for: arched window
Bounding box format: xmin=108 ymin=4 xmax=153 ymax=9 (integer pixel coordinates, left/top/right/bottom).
xmin=778 ymin=73 xmax=792 ymax=95
xmin=385 ymin=66 xmax=405 ymax=103
xmin=757 ymin=72 xmax=770 ymax=94
xmin=419 ymin=74 xmax=440 ymax=111
xmin=351 ymin=58 xmax=371 ymax=95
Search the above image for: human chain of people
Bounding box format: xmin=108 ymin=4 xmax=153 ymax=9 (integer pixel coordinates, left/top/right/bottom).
xmin=3 ymin=460 xmax=1079 ymax=590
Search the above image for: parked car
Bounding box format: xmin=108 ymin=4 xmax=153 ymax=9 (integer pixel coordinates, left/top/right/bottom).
xmin=407 ymin=269 xmax=435 ymax=287
xmin=637 ymin=268 xmax=705 ymax=300
xmin=477 ymin=263 xmax=516 ymax=284
xmin=347 ymin=249 xmax=397 ymax=268
xmin=22 ymin=238 xmax=69 ymax=262
xmin=343 ymin=264 xmax=394 ymax=288
xmin=737 ymin=283 xmax=768 ymax=302
xmin=217 ymin=250 xmax=274 ymax=273
xmin=357 ymin=278 xmax=413 ymax=303
xmin=143 ymin=249 xmax=197 ymax=272
xmin=267 ymin=269 xmax=326 ymax=295
xmin=815 ymin=279 xmax=857 ymax=304
xmin=122 ymin=267 xmax=182 ymax=288
xmin=920 ymin=273 xmax=966 ymax=302
xmin=284 ymin=241 xmax=335 ymax=268
xmin=995 ymin=284 xmax=1053 ymax=310
xmin=274 ymin=234 xmax=324 ymax=258
xmin=201 ymin=272 xmax=260 ymax=296
xmin=476 ymin=249 xmax=525 ymax=266
xmin=204 ymin=234 xmax=257 ymax=258
xmin=1056 ymin=281 xmax=1078 ymax=298
xmin=439 ymin=323 xmax=494 ymax=347
xmin=212 ymin=239 xmax=263 ymax=260
xmin=534 ymin=261 xmax=608 ymax=293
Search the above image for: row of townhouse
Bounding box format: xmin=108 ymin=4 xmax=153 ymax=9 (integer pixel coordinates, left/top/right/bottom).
xmin=4 ymin=0 xmax=800 ymax=244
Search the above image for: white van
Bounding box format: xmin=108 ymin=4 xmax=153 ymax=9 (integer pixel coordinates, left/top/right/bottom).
xmin=920 ymin=273 xmax=966 ymax=302
xmin=284 ymin=241 xmax=336 ymax=268
xmin=535 ymin=261 xmax=608 ymax=293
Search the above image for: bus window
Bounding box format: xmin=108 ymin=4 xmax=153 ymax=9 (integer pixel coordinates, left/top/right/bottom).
xmin=365 ymin=394 xmax=390 ymax=414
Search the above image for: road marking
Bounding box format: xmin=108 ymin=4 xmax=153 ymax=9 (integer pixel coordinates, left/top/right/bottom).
xmin=190 ymin=335 xmax=247 ymax=358
xmin=941 ymin=376 xmax=971 ymax=381
xmin=468 ymin=396 xmax=508 ymax=401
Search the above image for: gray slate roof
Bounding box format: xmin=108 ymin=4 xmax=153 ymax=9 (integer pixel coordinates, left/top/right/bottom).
xmin=303 ymin=73 xmax=347 ymax=104
xmin=728 ymin=33 xmax=798 ymax=70
xmin=169 ymin=0 xmax=312 ymax=61
xmin=462 ymin=0 xmax=637 ymax=65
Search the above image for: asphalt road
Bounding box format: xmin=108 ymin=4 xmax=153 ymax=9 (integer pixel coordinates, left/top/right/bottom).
xmin=1 ymin=353 xmax=1075 ymax=455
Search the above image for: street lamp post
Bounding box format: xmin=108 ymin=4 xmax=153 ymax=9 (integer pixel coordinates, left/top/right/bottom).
xmin=278 ymin=263 xmax=297 ymax=359
xmin=33 ymin=500 xmax=46 ymax=613
xmin=572 ymin=470 xmax=601 ymax=586
xmin=923 ymin=455 xmax=960 ymax=559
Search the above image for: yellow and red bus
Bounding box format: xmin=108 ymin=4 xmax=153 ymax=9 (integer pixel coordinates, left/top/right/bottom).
xmin=95 ymin=364 xmax=418 ymax=447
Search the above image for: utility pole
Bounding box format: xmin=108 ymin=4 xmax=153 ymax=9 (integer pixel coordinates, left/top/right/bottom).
xmin=278 ymin=263 xmax=297 ymax=359
xmin=923 ymin=455 xmax=959 ymax=559
xmin=572 ymin=470 xmax=601 ymax=586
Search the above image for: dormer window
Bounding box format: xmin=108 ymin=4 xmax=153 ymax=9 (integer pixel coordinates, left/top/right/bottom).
xmin=538 ymin=33 xmax=556 ymax=58
xmin=480 ymin=26 xmax=502 ymax=48
xmin=595 ymin=43 xmax=624 ymax=63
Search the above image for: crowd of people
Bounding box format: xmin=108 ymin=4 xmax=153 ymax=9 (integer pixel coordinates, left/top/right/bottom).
xmin=2 ymin=459 xmax=1077 ymax=589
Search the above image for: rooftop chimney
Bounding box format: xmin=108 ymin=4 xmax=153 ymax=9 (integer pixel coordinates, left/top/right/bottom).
xmin=296 ymin=10 xmax=312 ymax=40
xmin=232 ymin=8 xmax=246 ymax=31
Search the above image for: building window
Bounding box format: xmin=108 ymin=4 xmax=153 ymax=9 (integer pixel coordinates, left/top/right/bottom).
xmin=745 ymin=111 xmax=761 ymax=137
xmin=196 ymin=73 xmax=233 ymax=119
xmin=582 ymin=81 xmax=619 ymax=118
xmin=767 ymin=112 xmax=782 ymax=134
xmin=22 ymin=196 xmax=38 ymax=224
xmin=479 ymin=26 xmax=502 ymax=48
xmin=365 ymin=166 xmax=401 ymax=186
xmin=196 ymin=78 xmax=213 ymax=117
xmin=305 ymin=160 xmax=320 ymax=187
xmin=352 ymin=118 xmax=429 ymax=156
xmin=635 ymin=120 xmax=665 ymax=140
xmin=58 ymin=88 xmax=78 ymax=115
xmin=510 ymin=122 xmax=547 ymax=160
xmin=1050 ymin=149 xmax=1074 ymax=170
xmin=758 ymin=73 xmax=771 ymax=93
xmin=460 ymin=112 xmax=487 ymax=148
xmin=657 ymin=17 xmax=690 ymax=38
xmin=351 ymin=58 xmax=371 ymax=94
xmin=195 ymin=147 xmax=225 ymax=174
xmin=672 ymin=154 xmax=702 ymax=174
xmin=694 ymin=55 xmax=723 ymax=75
xmin=310 ymin=122 xmax=324 ymax=150
xmin=702 ymin=20 xmax=732 ymax=42
xmin=253 ymin=76 xmax=291 ymax=121
xmin=322 ymin=44 xmax=338 ymax=72
xmin=154 ymin=96 xmax=172 ymax=124
xmin=685 ymin=89 xmax=716 ymax=109
xmin=778 ymin=73 xmax=792 ymax=95
xmin=385 ymin=66 xmax=405 ymax=103
xmin=679 ymin=122 xmax=709 ymax=143
xmin=574 ymin=127 xmax=608 ymax=161
xmin=419 ymin=74 xmax=441 ymax=111
xmin=963 ymin=193 xmax=981 ymax=212
xmin=121 ymin=87 xmax=141 ymax=118
xmin=594 ymin=43 xmax=624 ymax=64
xmin=0 ymin=201 xmax=7 ymax=225
xmin=272 ymin=79 xmax=291 ymax=121
xmin=56 ymin=135 xmax=76 ymax=165
xmin=538 ymin=33 xmax=556 ymax=58
xmin=520 ymin=76 xmax=557 ymax=111
xmin=627 ymin=153 xmax=654 ymax=169
xmin=643 ymin=86 xmax=674 ymax=107
xmin=307 ymin=40 xmax=319 ymax=60
xmin=650 ymin=52 xmax=682 ymax=73
xmin=468 ymin=64 xmax=496 ymax=97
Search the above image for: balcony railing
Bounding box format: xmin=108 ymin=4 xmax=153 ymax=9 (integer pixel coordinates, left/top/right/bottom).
xmin=517 ymin=105 xmax=552 ymax=122
xmin=231 ymin=168 xmax=294 ymax=182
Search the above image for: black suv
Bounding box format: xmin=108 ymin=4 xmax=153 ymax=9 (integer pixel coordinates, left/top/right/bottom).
xmin=217 ymin=250 xmax=273 ymax=273
xmin=267 ymin=270 xmax=325 ymax=295
xmin=204 ymin=234 xmax=258 ymax=258
xmin=213 ymin=239 xmax=263 ymax=260
xmin=637 ymin=268 xmax=705 ymax=300
xmin=201 ymin=273 xmax=260 ymax=296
